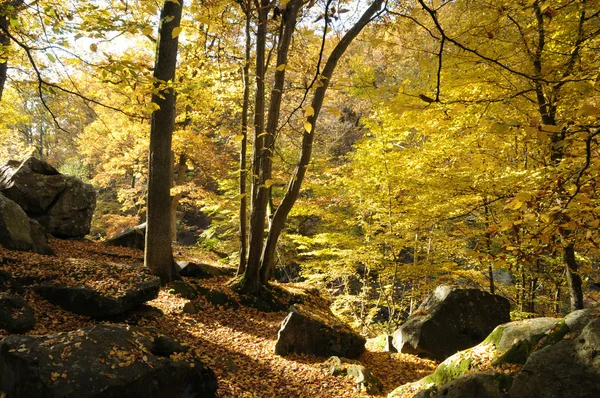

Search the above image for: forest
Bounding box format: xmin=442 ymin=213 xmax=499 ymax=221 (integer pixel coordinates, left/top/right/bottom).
xmin=0 ymin=0 xmax=599 ymax=397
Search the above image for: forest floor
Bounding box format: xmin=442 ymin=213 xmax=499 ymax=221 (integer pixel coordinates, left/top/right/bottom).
xmin=0 ymin=239 xmax=437 ymax=397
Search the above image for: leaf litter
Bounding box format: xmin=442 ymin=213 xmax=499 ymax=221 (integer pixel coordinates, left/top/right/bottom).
xmin=0 ymin=238 xmax=436 ymax=397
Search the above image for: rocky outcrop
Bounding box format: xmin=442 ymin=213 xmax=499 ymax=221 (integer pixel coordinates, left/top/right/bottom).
xmin=0 ymin=193 xmax=51 ymax=254
xmin=389 ymin=309 xmax=600 ymax=398
xmin=106 ymin=223 xmax=146 ymax=250
xmin=0 ymin=292 xmax=35 ymax=333
xmin=509 ymin=318 xmax=600 ymax=398
xmin=33 ymin=265 xmax=161 ymax=318
xmin=0 ymin=157 xmax=96 ymax=238
xmin=392 ymin=285 xmax=511 ymax=360
xmin=275 ymin=304 xmax=365 ymax=359
xmin=0 ymin=324 xmax=218 ymax=397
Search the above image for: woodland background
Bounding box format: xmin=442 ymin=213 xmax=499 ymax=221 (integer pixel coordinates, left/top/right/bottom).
xmin=0 ymin=0 xmax=599 ymax=334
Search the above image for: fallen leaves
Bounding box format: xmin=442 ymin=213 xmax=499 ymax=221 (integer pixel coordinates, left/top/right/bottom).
xmin=0 ymin=240 xmax=438 ymax=397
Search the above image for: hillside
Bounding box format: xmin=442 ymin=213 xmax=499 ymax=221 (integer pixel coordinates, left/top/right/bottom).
xmin=0 ymin=239 xmax=436 ymax=397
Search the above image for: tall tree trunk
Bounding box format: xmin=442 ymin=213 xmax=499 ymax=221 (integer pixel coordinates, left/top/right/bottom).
xmin=259 ymin=0 xmax=385 ymax=283
xmin=170 ymin=153 xmax=187 ymax=242
xmin=564 ymin=244 xmax=584 ymax=311
xmin=256 ymin=0 xmax=302 ymax=283
xmin=237 ymin=2 xmax=251 ymax=276
xmin=241 ymin=0 xmax=270 ymax=293
xmin=0 ymin=1 xmax=24 ymax=102
xmin=144 ymin=0 xmax=184 ymax=284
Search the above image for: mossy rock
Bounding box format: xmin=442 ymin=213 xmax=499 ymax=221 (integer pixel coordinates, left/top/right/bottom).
xmin=425 ymin=354 xmax=473 ymax=386
xmin=481 ymin=317 xmax=566 ymax=365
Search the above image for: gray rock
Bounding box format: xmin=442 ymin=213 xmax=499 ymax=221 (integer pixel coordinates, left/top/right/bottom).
xmin=0 ymin=193 xmax=35 ymax=252
xmin=0 ymin=269 xmax=22 ymax=293
xmin=436 ymin=371 xmax=512 ymax=398
xmin=168 ymin=281 xmax=197 ymax=299
xmin=392 ymin=285 xmax=511 ymax=360
xmin=0 ymin=193 xmax=51 ymax=255
xmin=565 ymin=308 xmax=600 ymax=335
xmin=181 ymin=302 xmax=199 ymax=315
xmin=0 ymin=292 xmax=36 ymax=333
xmin=177 ymin=261 xmax=235 ymax=278
xmin=0 ymin=324 xmax=218 ymax=397
xmin=509 ymin=319 xmax=600 ymax=398
xmin=325 ymin=357 xmax=382 ymax=395
xmin=275 ymin=304 xmax=365 ymax=359
xmin=29 ymin=219 xmax=53 ymax=255
xmin=33 ymin=265 xmax=161 ymax=318
xmin=106 ymin=223 xmax=146 ymax=250
xmin=0 ymin=157 xmax=96 ymax=238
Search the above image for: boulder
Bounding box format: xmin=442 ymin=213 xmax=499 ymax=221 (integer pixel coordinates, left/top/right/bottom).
xmin=0 ymin=292 xmax=36 ymax=333
xmin=177 ymin=261 xmax=236 ymax=278
xmin=434 ymin=371 xmax=511 ymax=398
xmin=106 ymin=223 xmax=146 ymax=250
xmin=0 ymin=193 xmax=51 ymax=254
xmin=33 ymin=262 xmax=161 ymax=318
xmin=275 ymin=304 xmax=365 ymax=359
xmin=167 ymin=280 xmax=197 ymax=299
xmin=389 ymin=314 xmax=594 ymax=397
xmin=0 ymin=269 xmax=22 ymax=293
xmin=29 ymin=219 xmax=53 ymax=255
xmin=0 ymin=324 xmax=218 ymax=397
xmin=508 ymin=318 xmax=600 ymax=398
xmin=0 ymin=157 xmax=96 ymax=238
xmin=392 ymin=285 xmax=510 ymax=360
xmin=326 ymin=357 xmax=382 ymax=395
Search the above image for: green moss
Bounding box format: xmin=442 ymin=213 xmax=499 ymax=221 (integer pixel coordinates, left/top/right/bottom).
xmin=493 ymin=321 xmax=569 ymax=365
xmin=483 ymin=326 xmax=506 ymax=347
xmin=426 ymin=356 xmax=473 ymax=386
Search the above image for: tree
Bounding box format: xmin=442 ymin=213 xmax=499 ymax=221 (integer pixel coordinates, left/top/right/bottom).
xmin=235 ymin=0 xmax=386 ymax=293
xmin=144 ymin=0 xmax=184 ymax=283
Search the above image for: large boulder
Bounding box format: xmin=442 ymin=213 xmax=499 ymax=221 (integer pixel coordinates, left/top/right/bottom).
xmin=106 ymin=223 xmax=146 ymax=250
xmin=389 ymin=311 xmax=600 ymax=398
xmin=0 ymin=157 xmax=96 ymax=238
xmin=508 ymin=318 xmax=600 ymax=398
xmin=0 ymin=292 xmax=36 ymax=333
xmin=33 ymin=262 xmax=161 ymax=318
xmin=0 ymin=324 xmax=218 ymax=397
xmin=0 ymin=193 xmax=51 ymax=254
xmin=392 ymin=285 xmax=510 ymax=360
xmin=275 ymin=304 xmax=365 ymax=359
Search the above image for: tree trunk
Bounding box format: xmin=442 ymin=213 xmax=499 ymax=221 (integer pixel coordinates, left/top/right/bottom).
xmin=170 ymin=153 xmax=187 ymax=242
xmin=144 ymin=0 xmax=184 ymax=284
xmin=240 ymin=0 xmax=270 ymax=293
xmin=256 ymin=0 xmax=302 ymax=284
xmin=564 ymin=244 xmax=584 ymax=311
xmin=0 ymin=1 xmax=24 ymax=102
xmin=237 ymin=3 xmax=251 ymax=276
xmin=259 ymin=0 xmax=385 ymax=283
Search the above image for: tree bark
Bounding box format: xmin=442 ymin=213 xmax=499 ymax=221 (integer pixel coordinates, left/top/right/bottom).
xmin=241 ymin=0 xmax=270 ymax=293
xmin=237 ymin=2 xmax=251 ymax=276
xmin=564 ymin=244 xmax=584 ymax=311
xmin=170 ymin=153 xmax=187 ymax=241
xmin=0 ymin=1 xmax=24 ymax=102
xmin=144 ymin=0 xmax=184 ymax=284
xmin=259 ymin=0 xmax=385 ymax=283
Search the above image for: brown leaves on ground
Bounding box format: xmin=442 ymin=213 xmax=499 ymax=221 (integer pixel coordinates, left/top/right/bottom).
xmin=0 ymin=239 xmax=437 ymax=397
